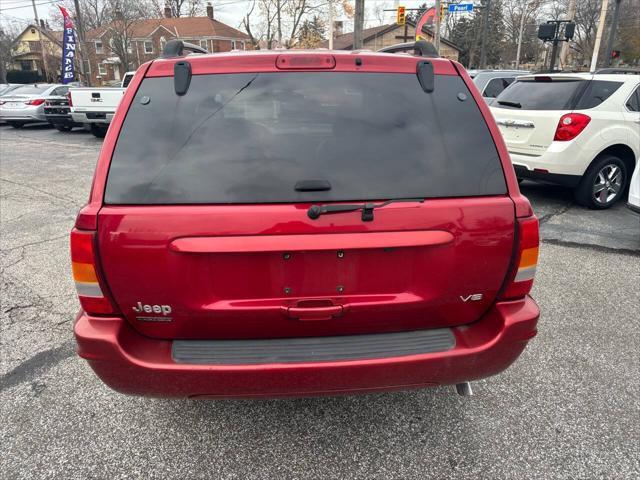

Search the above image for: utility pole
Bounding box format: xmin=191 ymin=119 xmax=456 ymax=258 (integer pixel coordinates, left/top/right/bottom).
xmin=559 ymin=0 xmax=576 ymax=68
xmin=590 ymin=0 xmax=610 ymax=72
xmin=479 ymin=0 xmax=492 ymax=68
xmin=354 ymin=0 xmax=365 ymax=49
xmin=605 ymin=0 xmax=623 ymax=67
xmin=434 ymin=0 xmax=441 ymax=54
xmin=276 ymin=0 xmax=282 ymax=47
xmin=73 ymin=0 xmax=90 ymax=85
xmin=515 ymin=3 xmax=528 ymax=69
xmin=31 ymin=0 xmax=49 ymax=82
xmin=328 ymin=0 xmax=334 ymax=49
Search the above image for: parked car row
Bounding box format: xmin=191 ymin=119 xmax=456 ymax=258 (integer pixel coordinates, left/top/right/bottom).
xmin=0 ymin=72 xmax=134 ymax=138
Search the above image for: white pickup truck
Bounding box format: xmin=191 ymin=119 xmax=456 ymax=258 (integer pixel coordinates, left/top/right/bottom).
xmin=69 ymin=71 xmax=135 ymax=137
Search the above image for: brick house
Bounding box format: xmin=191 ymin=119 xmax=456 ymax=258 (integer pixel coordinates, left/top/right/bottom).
xmin=322 ymin=21 xmax=461 ymax=61
xmin=84 ymin=4 xmax=250 ymax=85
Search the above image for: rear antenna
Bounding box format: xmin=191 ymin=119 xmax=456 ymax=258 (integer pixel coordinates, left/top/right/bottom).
xmin=174 ymin=61 xmax=192 ymax=96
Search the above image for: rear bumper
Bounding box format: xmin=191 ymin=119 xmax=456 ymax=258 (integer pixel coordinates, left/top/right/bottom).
xmin=71 ymin=112 xmax=113 ymax=124
xmin=75 ymin=297 xmax=540 ymax=398
xmin=514 ymin=164 xmax=582 ymax=188
xmin=45 ymin=114 xmax=82 ymax=127
xmin=0 ymin=111 xmax=46 ymax=122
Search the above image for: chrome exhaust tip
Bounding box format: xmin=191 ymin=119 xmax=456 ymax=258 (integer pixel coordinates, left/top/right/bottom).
xmin=455 ymin=382 xmax=473 ymax=396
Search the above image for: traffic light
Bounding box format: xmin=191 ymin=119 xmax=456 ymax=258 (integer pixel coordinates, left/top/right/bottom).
xmin=564 ymin=22 xmax=575 ymax=40
xmin=537 ymin=23 xmax=557 ymax=41
xmin=439 ymin=3 xmax=447 ymax=20
xmin=397 ymin=6 xmax=406 ymax=26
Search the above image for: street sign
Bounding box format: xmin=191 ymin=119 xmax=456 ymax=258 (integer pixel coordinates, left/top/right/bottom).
xmin=449 ymin=3 xmax=473 ymax=13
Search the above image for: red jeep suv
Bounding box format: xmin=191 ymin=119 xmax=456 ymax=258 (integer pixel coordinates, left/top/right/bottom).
xmin=71 ymin=41 xmax=540 ymax=398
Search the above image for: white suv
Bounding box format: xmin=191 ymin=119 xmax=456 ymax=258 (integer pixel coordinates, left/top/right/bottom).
xmin=490 ymin=70 xmax=639 ymax=209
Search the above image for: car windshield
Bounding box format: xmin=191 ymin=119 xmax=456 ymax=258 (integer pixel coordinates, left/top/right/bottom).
xmin=105 ymin=72 xmax=506 ymax=204
xmin=8 ymin=84 xmax=51 ymax=95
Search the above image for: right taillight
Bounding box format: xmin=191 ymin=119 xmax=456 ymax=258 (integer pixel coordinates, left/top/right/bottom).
xmin=70 ymin=229 xmax=116 ymax=315
xmin=553 ymin=113 xmax=591 ymax=141
xmin=500 ymin=216 xmax=539 ymax=300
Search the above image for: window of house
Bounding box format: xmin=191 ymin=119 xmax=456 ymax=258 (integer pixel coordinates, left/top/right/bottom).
xmin=95 ymin=41 xmax=103 ymax=54
xmin=98 ymin=64 xmax=107 ymax=76
xmin=20 ymin=60 xmax=33 ymax=71
xmin=231 ymin=40 xmax=237 ymax=50
xmin=144 ymin=41 xmax=154 ymax=54
xmin=83 ymin=59 xmax=91 ymax=75
xmin=200 ymin=39 xmax=208 ymax=50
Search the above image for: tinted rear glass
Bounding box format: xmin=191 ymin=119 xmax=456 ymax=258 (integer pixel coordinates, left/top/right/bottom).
xmin=483 ymin=77 xmax=515 ymax=98
xmin=105 ymin=72 xmax=506 ymax=204
xmin=494 ymin=79 xmax=584 ymax=110
xmin=574 ymin=80 xmax=622 ymax=109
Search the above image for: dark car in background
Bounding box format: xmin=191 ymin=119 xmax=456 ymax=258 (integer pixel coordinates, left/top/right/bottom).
xmin=472 ymin=70 xmax=529 ymax=101
xmin=45 ymin=91 xmax=84 ymax=132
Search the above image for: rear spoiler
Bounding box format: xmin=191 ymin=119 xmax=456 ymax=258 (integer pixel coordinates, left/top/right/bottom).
xmin=378 ymin=40 xmax=439 ymax=58
xmin=160 ymin=39 xmax=208 ymax=59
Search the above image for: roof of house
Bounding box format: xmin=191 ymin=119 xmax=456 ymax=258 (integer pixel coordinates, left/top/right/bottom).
xmin=86 ymin=16 xmax=249 ymax=41
xmin=11 ymin=25 xmax=63 ymax=47
xmin=322 ymin=22 xmax=460 ymax=52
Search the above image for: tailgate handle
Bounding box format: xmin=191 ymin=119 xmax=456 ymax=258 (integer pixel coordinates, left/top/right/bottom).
xmin=285 ymin=305 xmax=343 ymax=321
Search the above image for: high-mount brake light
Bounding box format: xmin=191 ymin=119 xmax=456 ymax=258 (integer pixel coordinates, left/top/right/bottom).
xmin=500 ymin=216 xmax=539 ymax=300
xmin=276 ymin=54 xmax=336 ymax=70
xmin=554 ymin=113 xmax=591 ymax=141
xmin=70 ymin=229 xmax=115 ymax=315
xmin=26 ymin=98 xmax=45 ymax=106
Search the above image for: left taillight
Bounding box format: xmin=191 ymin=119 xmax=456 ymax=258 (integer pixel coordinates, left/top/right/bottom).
xmin=67 ymin=91 xmax=73 ymax=107
xmin=70 ymin=229 xmax=116 ymax=315
xmin=553 ymin=113 xmax=591 ymax=141
xmin=499 ymin=216 xmax=539 ymax=300
xmin=26 ymin=98 xmax=45 ymax=106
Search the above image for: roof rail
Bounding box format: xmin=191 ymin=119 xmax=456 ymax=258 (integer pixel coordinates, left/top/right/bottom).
xmin=378 ymin=40 xmax=439 ymax=58
xmin=161 ymin=39 xmax=208 ymax=59
xmin=594 ymin=68 xmax=640 ymax=75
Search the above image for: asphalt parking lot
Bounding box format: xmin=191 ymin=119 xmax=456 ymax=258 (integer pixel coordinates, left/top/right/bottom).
xmin=1 ymin=124 xmax=639 ymax=479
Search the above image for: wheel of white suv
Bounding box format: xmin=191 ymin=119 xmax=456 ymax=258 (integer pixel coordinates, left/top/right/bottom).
xmin=574 ymin=154 xmax=628 ymax=209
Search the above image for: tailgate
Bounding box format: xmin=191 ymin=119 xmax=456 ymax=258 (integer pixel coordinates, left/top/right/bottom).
xmin=97 ymin=199 xmax=515 ymax=340
xmin=70 ymin=88 xmax=124 ymax=110
xmin=492 ymin=108 xmax=563 ymax=156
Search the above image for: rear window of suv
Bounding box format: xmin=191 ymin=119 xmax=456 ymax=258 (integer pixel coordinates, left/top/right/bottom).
xmin=494 ymin=78 xmax=585 ymax=110
xmin=105 ymin=72 xmax=506 ymax=204
xmin=495 ymin=78 xmax=622 ymax=111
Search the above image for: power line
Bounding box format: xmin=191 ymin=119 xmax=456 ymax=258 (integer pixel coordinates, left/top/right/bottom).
xmin=0 ymin=0 xmax=58 ymax=11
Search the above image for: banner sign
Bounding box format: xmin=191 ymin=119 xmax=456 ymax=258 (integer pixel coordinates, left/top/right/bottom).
xmin=58 ymin=5 xmax=76 ymax=83
xmin=415 ymin=7 xmax=435 ymax=41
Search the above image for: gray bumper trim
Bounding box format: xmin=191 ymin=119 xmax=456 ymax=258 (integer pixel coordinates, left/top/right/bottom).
xmin=172 ymin=329 xmax=456 ymax=365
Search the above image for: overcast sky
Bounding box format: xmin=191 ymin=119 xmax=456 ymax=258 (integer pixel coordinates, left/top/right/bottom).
xmin=1 ymin=0 xmax=437 ymax=34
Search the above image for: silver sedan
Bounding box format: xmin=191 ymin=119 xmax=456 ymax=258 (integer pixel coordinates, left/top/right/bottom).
xmin=0 ymin=84 xmax=70 ymax=128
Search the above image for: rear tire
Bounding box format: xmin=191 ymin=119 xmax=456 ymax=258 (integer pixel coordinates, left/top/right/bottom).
xmin=90 ymin=124 xmax=107 ymax=138
xmin=8 ymin=121 xmax=24 ymax=128
xmin=574 ymin=154 xmax=627 ymax=209
xmin=55 ymin=125 xmax=72 ymax=132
